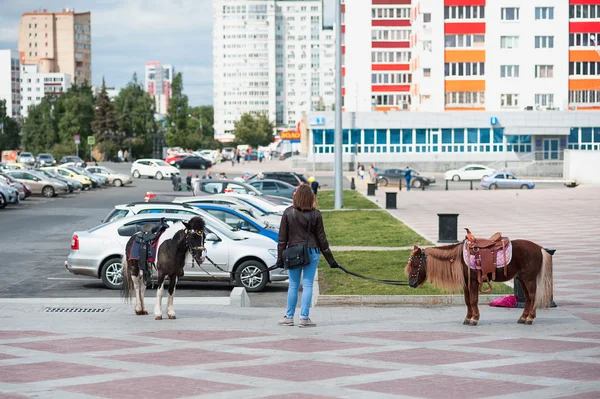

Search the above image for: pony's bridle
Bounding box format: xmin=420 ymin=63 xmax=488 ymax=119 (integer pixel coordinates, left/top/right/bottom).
xmin=408 ymin=253 xmax=427 ymax=287
xmin=184 ymin=229 xmax=207 ymax=266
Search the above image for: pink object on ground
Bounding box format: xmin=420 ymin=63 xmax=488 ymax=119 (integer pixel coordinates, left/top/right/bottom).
xmin=489 ymin=295 xmax=517 ymax=308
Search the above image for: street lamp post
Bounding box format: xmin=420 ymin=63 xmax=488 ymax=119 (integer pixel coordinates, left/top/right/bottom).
xmin=334 ymin=0 xmax=343 ymax=209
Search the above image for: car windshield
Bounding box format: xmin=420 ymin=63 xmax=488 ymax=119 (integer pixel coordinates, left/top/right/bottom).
xmin=239 ymin=196 xmax=282 ymax=215
xmin=99 ymin=167 xmax=115 ymax=174
xmin=155 ymin=161 xmax=169 ymax=166
xmin=239 ymin=207 xmax=270 ymax=227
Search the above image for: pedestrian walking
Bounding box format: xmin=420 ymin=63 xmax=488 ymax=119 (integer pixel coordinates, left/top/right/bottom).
xmin=171 ymin=173 xmax=181 ymax=191
xmin=277 ymin=184 xmax=339 ymax=328
xmin=369 ymin=164 xmax=376 ymax=182
xmin=359 ymin=165 xmax=365 ymax=181
xmin=186 ymin=172 xmax=192 ymax=188
xmin=192 ymin=178 xmax=201 ymax=196
xmin=202 ymin=171 xmax=212 ymax=180
xmin=405 ymin=166 xmax=413 ymax=191
xmin=231 ymin=149 xmax=236 ymax=167
xmin=308 ymin=176 xmax=320 ymax=196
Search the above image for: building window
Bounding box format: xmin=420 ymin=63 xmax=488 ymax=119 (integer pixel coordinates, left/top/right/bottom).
xmin=569 ymin=90 xmax=600 ymax=104
xmin=444 ymin=6 xmax=485 ymax=20
xmin=500 ymin=94 xmax=519 ymax=108
xmin=445 ymin=34 xmax=485 ymax=48
xmin=535 ymin=94 xmax=555 ymax=108
xmin=535 ymin=36 xmax=554 ymax=49
xmin=500 ymin=36 xmax=519 ymax=49
xmin=444 ymin=62 xmax=485 ymax=77
xmin=569 ymin=32 xmax=600 ymax=47
xmin=500 ymin=65 xmax=519 ymax=78
xmin=501 ymin=7 xmax=519 ymax=21
xmin=444 ymin=92 xmax=485 ymax=107
xmin=423 ymin=13 xmax=431 ymax=23
xmin=536 ymin=7 xmax=554 ymax=20
xmin=535 ymin=65 xmax=554 ymax=78
xmin=569 ymin=61 xmax=600 ymax=76
xmin=423 ymin=68 xmax=431 ymax=77
xmin=570 ymin=4 xmax=600 ymax=19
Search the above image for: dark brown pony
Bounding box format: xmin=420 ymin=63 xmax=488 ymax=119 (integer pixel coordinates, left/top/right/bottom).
xmin=405 ymin=239 xmax=553 ymax=326
xmin=122 ymin=217 xmax=206 ymax=319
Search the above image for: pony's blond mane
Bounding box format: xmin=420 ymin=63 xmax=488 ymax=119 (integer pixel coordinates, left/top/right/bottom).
xmin=424 ymin=244 xmax=465 ymax=291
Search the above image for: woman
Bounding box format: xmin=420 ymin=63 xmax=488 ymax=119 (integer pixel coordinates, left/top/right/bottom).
xmin=277 ymin=184 xmax=339 ymax=328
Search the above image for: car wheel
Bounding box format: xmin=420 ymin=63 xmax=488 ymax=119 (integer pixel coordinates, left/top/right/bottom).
xmin=132 ymin=170 xmax=141 ymax=178
xmin=412 ymin=179 xmax=422 ymax=189
xmin=452 ymin=175 xmax=461 ymax=182
xmin=520 ymin=184 xmax=530 ymax=190
xmin=489 ymin=184 xmax=498 ymax=190
xmin=42 ymin=186 xmax=55 ymax=197
xmin=155 ymin=171 xmax=163 ymax=180
xmin=377 ymin=178 xmax=388 ymax=187
xmin=0 ymin=193 xmax=6 ymax=209
xmin=235 ymin=260 xmax=269 ymax=292
xmin=100 ymin=257 xmax=123 ymax=290
xmin=113 ymin=179 xmax=123 ymax=187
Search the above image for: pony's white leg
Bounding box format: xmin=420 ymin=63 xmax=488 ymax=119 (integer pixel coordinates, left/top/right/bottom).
xmin=154 ymin=281 xmax=165 ymax=320
xmin=139 ymin=271 xmax=148 ymax=315
xmin=167 ymin=277 xmax=177 ymax=319
xmin=131 ymin=274 xmax=143 ymax=315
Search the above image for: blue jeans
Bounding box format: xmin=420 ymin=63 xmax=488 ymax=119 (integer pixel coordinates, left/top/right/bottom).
xmin=406 ymin=178 xmax=411 ymax=190
xmin=286 ymin=249 xmax=320 ymax=319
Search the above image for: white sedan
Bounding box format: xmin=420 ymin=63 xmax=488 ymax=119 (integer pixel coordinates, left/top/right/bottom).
xmin=65 ymin=213 xmax=286 ymax=292
xmin=86 ymin=166 xmax=132 ymax=187
xmin=444 ymin=164 xmax=495 ymax=181
xmin=130 ymin=159 xmax=179 ymax=180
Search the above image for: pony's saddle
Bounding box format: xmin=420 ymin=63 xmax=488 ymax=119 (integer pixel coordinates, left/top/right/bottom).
xmin=465 ymin=228 xmax=510 ymax=283
xmin=129 ymin=224 xmax=166 ymax=280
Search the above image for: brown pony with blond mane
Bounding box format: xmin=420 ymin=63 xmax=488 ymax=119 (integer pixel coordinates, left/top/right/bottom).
xmin=406 ymin=239 xmax=553 ymax=326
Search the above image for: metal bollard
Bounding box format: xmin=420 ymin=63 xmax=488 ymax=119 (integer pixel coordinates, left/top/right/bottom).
xmin=399 ymin=178 xmax=402 ymax=191
xmin=350 ymin=177 xmax=356 ymax=190
xmin=385 ymin=192 xmax=397 ymax=209
xmin=367 ymin=183 xmax=376 ymax=196
xmin=437 ymin=213 xmax=459 ymax=243
xmin=445 ymin=180 xmax=449 ymax=191
xmin=470 ymin=180 xmax=473 ymax=190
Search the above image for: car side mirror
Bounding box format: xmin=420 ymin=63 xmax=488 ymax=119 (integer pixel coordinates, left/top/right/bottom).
xmin=205 ymin=233 xmax=220 ymax=242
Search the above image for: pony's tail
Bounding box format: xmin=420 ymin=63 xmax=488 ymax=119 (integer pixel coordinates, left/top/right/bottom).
xmin=535 ymin=249 xmax=554 ymax=308
xmin=120 ymin=246 xmax=133 ymax=303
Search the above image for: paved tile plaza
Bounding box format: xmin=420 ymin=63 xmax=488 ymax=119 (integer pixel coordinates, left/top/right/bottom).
xmin=0 ymin=185 xmax=598 ymax=398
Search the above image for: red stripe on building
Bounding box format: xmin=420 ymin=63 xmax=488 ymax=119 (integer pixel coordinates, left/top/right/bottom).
xmin=372 ymin=20 xmax=411 ymax=27
xmin=341 ymin=4 xmax=345 ymax=12
xmin=372 ymin=64 xmax=411 ymax=71
xmin=372 ymin=41 xmax=410 ymax=48
xmin=372 ymin=0 xmax=411 ymax=4
xmin=342 ymin=67 xmax=346 ymax=76
xmin=570 ymin=22 xmax=600 ymax=33
xmin=445 ymin=22 xmax=486 ymax=35
xmin=570 ymin=0 xmax=600 ymax=4
xmin=342 ymin=25 xmax=346 ymax=33
xmin=342 ymin=88 xmax=346 ymax=96
xmin=372 ymin=85 xmax=410 ymax=92
xmin=444 ymin=0 xmax=486 ymax=5
xmin=342 ymin=46 xmax=346 ymax=54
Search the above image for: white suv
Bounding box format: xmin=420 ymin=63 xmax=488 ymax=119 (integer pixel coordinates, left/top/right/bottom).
xmin=131 ymin=159 xmax=179 ymax=180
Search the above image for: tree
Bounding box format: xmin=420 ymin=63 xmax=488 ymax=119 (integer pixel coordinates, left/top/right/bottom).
xmin=55 ymin=82 xmax=94 ymax=158
xmin=233 ymin=113 xmax=275 ymax=147
xmin=91 ymin=78 xmax=120 ymax=161
xmin=164 ymin=72 xmax=195 ymax=149
xmin=0 ymin=100 xmax=21 ymax=151
xmin=114 ymin=73 xmax=156 ymax=158
xmin=21 ymin=99 xmax=56 ymax=154
xmin=314 ymin=97 xmax=326 ymax=111
xmin=188 ymin=105 xmax=220 ymax=149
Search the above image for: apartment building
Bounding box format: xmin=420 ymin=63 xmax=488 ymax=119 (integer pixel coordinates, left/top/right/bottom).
xmin=20 ymin=64 xmax=71 ymax=117
xmin=145 ymin=62 xmax=174 ymax=115
xmin=0 ymin=50 xmax=21 ymax=118
xmin=18 ymin=8 xmax=91 ymax=85
xmin=213 ymin=0 xmax=335 ymax=142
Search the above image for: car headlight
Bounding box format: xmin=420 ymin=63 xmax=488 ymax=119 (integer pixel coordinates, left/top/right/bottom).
xmin=268 ymin=249 xmax=277 ymax=258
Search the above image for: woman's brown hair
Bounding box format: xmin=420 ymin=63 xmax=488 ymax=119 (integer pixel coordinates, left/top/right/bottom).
xmin=293 ymin=183 xmax=317 ymax=211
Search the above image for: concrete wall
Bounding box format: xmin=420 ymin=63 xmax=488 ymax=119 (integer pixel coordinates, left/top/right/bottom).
xmin=564 ymin=150 xmax=600 ymax=184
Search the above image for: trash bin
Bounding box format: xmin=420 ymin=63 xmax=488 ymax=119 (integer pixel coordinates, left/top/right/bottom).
xmin=437 ymin=213 xmax=459 ymax=243
xmin=367 ymin=183 xmax=376 ymax=196
xmin=385 ymin=192 xmax=397 ymax=209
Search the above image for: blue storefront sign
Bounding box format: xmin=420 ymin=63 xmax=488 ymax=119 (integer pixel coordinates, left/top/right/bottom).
xmin=490 ymin=117 xmax=499 ymax=125
xmin=309 ymin=116 xmax=325 ymax=126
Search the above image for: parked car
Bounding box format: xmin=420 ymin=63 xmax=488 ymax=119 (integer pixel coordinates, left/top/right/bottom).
xmin=0 ymin=172 xmax=27 ymax=200
xmin=376 ymin=169 xmax=436 ymax=189
xmin=5 ymin=170 xmax=69 ymax=197
xmin=64 ymin=165 xmax=107 ymax=186
xmin=193 ymin=179 xmax=292 ymax=206
xmin=444 ymin=164 xmax=495 ymax=181
xmin=165 ymin=153 xmax=189 ymax=165
xmin=173 ymin=155 xmax=212 ymax=170
xmin=248 ymin=179 xmax=296 ymax=199
xmin=279 ymin=151 xmax=293 ymax=160
xmin=196 ymin=150 xmax=217 ymax=163
xmin=66 ymin=213 xmax=285 ymax=291
xmin=0 ymin=182 xmax=19 ymax=208
xmin=174 ymin=195 xmax=283 ymax=226
xmin=38 ymin=168 xmax=82 ymax=192
xmin=221 ymin=147 xmax=234 ymax=160
xmin=59 ymin=155 xmax=85 ymax=166
xmin=102 ymin=202 xmax=203 ymax=224
xmin=192 ymin=204 xmax=279 ymax=242
xmin=248 ymin=172 xmax=308 ymax=187
xmin=481 ymin=172 xmax=535 ymax=190
xmin=17 ymin=152 xmax=35 ymax=166
xmin=36 ymin=169 xmax=75 ymax=193
xmin=131 ymin=159 xmax=179 ymax=179
xmin=86 ymin=166 xmax=132 ymax=187
xmin=41 ymin=166 xmax=92 ymax=190
xmin=0 ymin=162 xmax=26 ymax=170
xmin=35 ymin=153 xmax=56 ymax=166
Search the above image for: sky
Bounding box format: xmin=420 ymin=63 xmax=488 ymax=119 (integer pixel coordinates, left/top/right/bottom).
xmin=0 ymin=0 xmax=335 ymax=106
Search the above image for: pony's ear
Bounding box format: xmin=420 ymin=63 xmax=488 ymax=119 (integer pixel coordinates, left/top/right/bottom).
xmin=413 ymin=244 xmax=419 ymax=250
xmin=182 ymin=221 xmax=190 ymax=230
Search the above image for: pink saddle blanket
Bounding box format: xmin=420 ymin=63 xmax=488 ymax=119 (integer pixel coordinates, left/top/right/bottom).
xmin=463 ymin=240 xmax=512 ymax=270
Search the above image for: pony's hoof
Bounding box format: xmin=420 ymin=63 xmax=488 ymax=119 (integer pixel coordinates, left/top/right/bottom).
xmin=167 ymin=314 xmax=176 ymax=320
xmin=142 ymin=309 xmax=149 ymax=315
xmin=517 ymin=318 xmax=526 ymax=324
xmin=463 ymin=319 xmax=470 ymax=325
xmin=469 ymin=320 xmax=479 ymax=326
xmin=525 ymin=320 xmax=533 ymax=325
xmin=154 ymin=315 xmax=162 ymax=320
xmin=135 ymin=310 xmax=145 ymax=315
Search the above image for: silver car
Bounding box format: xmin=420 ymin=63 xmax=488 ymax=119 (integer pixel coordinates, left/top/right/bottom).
xmin=86 ymin=166 xmax=132 ymax=187
xmin=17 ymin=152 xmax=35 ymax=166
xmin=5 ymin=170 xmax=69 ymax=197
xmin=0 ymin=182 xmax=19 ymax=208
xmin=65 ymin=213 xmax=286 ymax=291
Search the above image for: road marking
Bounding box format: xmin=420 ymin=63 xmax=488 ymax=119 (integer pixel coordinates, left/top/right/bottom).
xmin=46 ymin=277 xmax=91 ymax=281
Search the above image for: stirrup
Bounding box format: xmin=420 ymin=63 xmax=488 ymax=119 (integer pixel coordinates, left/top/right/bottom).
xmin=479 ymin=281 xmax=493 ymax=294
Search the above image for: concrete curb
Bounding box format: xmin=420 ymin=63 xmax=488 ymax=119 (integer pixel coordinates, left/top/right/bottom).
xmin=0 ymin=297 xmax=231 ymax=306
xmin=230 ymin=287 xmax=251 ymax=307
xmin=316 ymin=294 xmax=507 ymax=307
